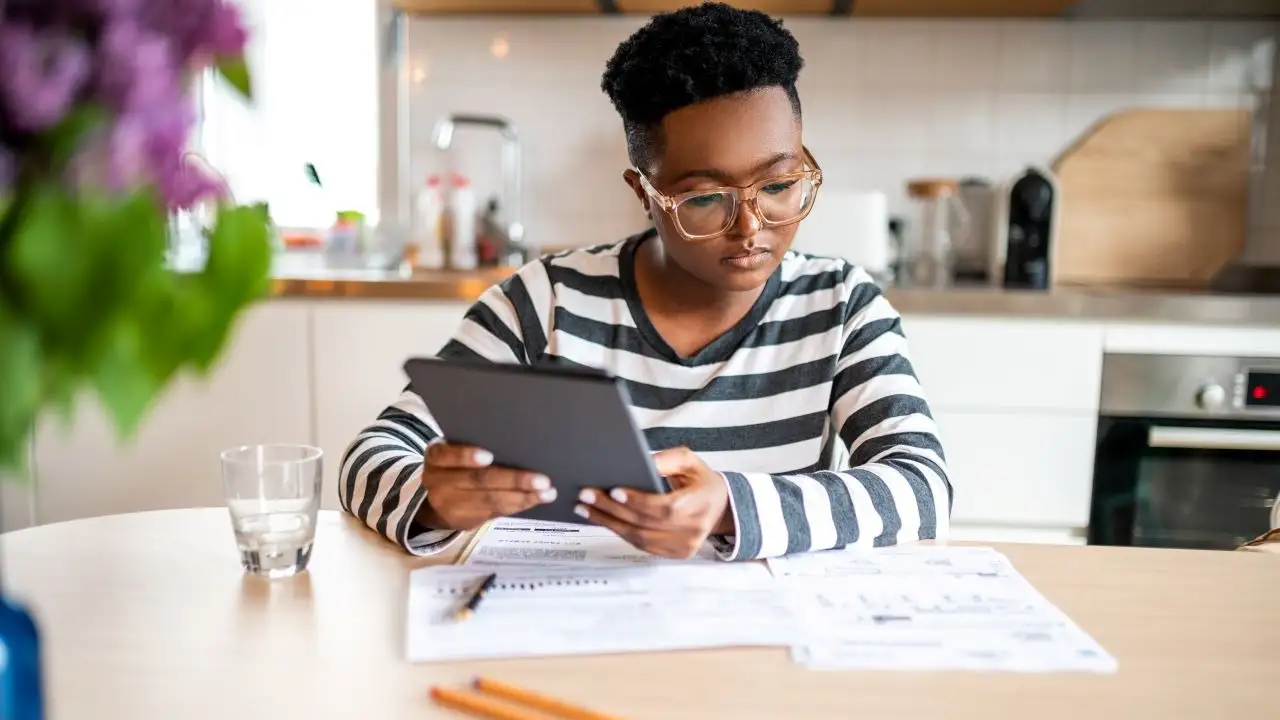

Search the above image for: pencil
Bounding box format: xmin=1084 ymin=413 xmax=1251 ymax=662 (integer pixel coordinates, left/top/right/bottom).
xmin=473 ymin=677 xmax=627 ymax=720
xmin=429 ymin=686 xmax=541 ymax=720
xmin=452 ymin=573 xmax=497 ymax=621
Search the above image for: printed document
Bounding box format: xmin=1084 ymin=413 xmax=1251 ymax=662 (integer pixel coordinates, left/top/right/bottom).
xmin=457 ymin=517 xmax=719 ymax=566
xmin=406 ymin=562 xmax=792 ymax=662
xmin=769 ymin=545 xmax=1117 ymax=673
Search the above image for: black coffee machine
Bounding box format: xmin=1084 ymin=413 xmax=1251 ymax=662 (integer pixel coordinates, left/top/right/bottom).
xmin=1000 ymin=166 xmax=1058 ymax=291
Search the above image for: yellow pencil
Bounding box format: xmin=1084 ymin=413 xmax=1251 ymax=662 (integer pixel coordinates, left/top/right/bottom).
xmin=429 ymin=686 xmax=542 ymax=720
xmin=473 ymin=676 xmax=628 ymax=720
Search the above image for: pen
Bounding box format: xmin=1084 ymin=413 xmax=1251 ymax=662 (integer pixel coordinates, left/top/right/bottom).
xmin=452 ymin=572 xmax=497 ymax=621
xmin=473 ymin=677 xmax=627 ymax=720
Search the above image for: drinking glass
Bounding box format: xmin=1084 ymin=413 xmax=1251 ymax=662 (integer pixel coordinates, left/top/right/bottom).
xmin=220 ymin=444 xmax=323 ymax=578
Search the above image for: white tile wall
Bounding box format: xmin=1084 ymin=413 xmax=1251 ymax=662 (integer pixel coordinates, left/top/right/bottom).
xmin=400 ymin=16 xmax=1279 ymax=262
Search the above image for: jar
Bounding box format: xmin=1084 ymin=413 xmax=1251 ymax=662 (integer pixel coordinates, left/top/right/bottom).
xmin=904 ymin=178 xmax=970 ymax=288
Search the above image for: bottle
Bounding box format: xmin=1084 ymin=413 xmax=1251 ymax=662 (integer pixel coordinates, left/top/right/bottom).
xmin=447 ymin=174 xmax=477 ymax=270
xmin=327 ymin=210 xmax=364 ymax=258
xmin=414 ymin=175 xmax=446 ymax=269
xmin=0 ymin=594 xmax=45 ymax=720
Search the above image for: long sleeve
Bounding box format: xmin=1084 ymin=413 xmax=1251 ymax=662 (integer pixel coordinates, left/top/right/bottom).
xmin=337 ymin=264 xmax=551 ymax=555
xmin=712 ymin=278 xmax=953 ymax=561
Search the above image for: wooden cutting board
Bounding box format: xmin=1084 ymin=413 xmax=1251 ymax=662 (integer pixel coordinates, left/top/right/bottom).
xmin=1050 ymin=108 xmax=1252 ymax=288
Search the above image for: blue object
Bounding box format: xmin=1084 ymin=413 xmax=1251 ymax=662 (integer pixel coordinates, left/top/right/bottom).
xmin=0 ymin=594 xmax=44 ymax=720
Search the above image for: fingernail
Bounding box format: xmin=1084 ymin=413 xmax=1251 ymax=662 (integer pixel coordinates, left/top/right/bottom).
xmin=539 ymin=488 xmax=557 ymax=503
xmin=473 ymin=449 xmax=493 ymax=465
xmin=609 ymin=488 xmax=627 ymax=504
xmin=579 ymin=489 xmax=596 ymax=504
xmin=573 ymin=504 xmax=590 ymax=519
xmin=530 ymin=474 xmax=551 ymax=490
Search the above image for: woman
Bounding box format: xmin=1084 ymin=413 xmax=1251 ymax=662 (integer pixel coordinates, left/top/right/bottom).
xmin=339 ymin=2 xmax=951 ymax=561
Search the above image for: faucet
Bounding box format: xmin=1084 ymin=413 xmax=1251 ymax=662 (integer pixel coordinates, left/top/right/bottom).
xmin=432 ymin=114 xmax=527 ymax=265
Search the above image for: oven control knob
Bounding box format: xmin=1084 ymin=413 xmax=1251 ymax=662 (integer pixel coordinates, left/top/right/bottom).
xmin=1196 ymin=383 xmax=1226 ymax=409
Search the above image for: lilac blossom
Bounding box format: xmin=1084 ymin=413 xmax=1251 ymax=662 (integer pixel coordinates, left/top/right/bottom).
xmin=96 ymin=20 xmax=180 ymax=114
xmin=0 ymin=22 xmax=91 ymax=132
xmin=0 ymin=0 xmax=249 ymax=211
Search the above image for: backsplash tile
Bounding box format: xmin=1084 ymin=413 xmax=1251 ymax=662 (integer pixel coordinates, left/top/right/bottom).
xmin=400 ymin=15 xmax=1278 ymax=262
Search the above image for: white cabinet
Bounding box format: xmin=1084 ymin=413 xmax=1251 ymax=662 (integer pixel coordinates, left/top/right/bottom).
xmin=311 ymin=300 xmax=469 ymax=510
xmin=32 ymin=302 xmax=314 ymax=524
xmin=902 ymin=316 xmax=1104 ymax=412
xmin=901 ymin=315 xmax=1104 ymax=545
xmin=938 ymin=411 xmax=1097 ymax=531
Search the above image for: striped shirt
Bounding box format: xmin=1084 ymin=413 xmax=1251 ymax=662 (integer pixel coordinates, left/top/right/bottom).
xmin=338 ymin=230 xmax=952 ymax=561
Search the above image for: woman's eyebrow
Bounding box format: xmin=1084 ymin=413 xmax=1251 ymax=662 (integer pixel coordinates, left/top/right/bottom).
xmin=669 ymin=151 xmax=798 ymax=185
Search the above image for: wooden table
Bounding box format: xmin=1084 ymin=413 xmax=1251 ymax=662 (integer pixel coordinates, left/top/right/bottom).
xmin=2 ymin=509 xmax=1276 ymax=719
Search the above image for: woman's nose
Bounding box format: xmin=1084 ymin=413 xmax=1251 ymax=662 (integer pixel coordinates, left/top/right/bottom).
xmin=734 ymin=197 xmax=762 ymax=239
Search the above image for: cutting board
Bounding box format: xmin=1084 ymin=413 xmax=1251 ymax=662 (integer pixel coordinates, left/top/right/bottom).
xmin=1050 ymin=108 xmax=1252 ymax=288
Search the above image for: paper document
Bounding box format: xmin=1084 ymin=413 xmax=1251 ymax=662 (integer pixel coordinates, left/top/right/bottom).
xmin=770 ymin=545 xmax=1117 ymax=673
xmin=458 ymin=517 xmax=719 ymax=566
xmin=406 ymin=562 xmax=794 ymax=662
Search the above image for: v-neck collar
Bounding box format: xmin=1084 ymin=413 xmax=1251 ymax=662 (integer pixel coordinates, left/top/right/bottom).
xmin=618 ymin=229 xmax=783 ymax=367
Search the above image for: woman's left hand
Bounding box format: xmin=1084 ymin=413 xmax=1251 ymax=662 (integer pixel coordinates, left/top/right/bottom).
xmin=575 ymin=446 xmax=734 ymax=559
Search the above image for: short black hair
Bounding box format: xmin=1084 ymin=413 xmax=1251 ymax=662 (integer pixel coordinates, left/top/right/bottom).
xmin=601 ymin=2 xmax=804 ymax=169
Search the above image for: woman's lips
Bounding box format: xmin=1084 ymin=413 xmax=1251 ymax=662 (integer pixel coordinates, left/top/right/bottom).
xmin=722 ymin=248 xmax=772 ymax=270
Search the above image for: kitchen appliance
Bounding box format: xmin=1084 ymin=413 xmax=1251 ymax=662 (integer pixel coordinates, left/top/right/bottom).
xmin=954 ymin=177 xmax=998 ymax=283
xmin=997 ymin=165 xmax=1058 ymax=291
xmin=1090 ymin=353 xmax=1280 ymax=551
xmin=903 ymin=178 xmax=969 ymax=288
xmin=790 ymin=190 xmax=890 ymax=280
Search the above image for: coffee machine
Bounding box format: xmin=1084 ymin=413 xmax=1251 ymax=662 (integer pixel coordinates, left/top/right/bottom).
xmin=993 ymin=166 xmax=1059 ymax=291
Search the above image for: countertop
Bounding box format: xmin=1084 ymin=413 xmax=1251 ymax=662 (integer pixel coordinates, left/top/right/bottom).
xmin=3 ymin=508 xmax=1276 ymax=719
xmin=265 ymin=260 xmax=1280 ymax=326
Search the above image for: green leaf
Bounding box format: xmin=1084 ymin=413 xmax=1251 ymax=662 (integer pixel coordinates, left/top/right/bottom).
xmin=214 ymin=55 xmax=253 ymax=100
xmin=0 ymin=307 xmax=42 ymax=474
xmin=8 ymin=186 xmax=166 ymax=362
xmin=92 ymin=321 xmax=161 ymax=440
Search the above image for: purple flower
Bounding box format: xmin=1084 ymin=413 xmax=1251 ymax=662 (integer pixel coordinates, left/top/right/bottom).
xmin=131 ymin=0 xmax=249 ymax=66
xmin=0 ymin=0 xmax=250 ymax=212
xmin=0 ymin=22 xmax=91 ymax=132
xmin=170 ymin=153 xmax=230 ymax=210
xmin=203 ymin=2 xmax=250 ymax=58
xmin=95 ymin=20 xmax=180 ymax=114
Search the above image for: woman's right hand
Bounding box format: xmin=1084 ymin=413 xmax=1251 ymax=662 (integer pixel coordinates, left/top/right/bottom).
xmin=415 ymin=442 xmax=557 ymax=530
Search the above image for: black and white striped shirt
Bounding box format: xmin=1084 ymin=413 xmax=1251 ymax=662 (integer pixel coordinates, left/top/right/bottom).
xmin=339 ymin=230 xmax=952 ymax=560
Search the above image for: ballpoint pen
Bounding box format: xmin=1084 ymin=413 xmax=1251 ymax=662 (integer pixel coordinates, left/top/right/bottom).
xmin=451 ymin=573 xmax=497 ymax=621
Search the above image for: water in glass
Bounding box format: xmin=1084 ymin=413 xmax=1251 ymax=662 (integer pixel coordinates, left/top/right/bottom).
xmin=220 ymin=444 xmax=323 ymax=578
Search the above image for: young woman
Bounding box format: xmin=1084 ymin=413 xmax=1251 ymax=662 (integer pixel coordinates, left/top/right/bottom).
xmin=339 ymin=2 xmax=952 ymax=561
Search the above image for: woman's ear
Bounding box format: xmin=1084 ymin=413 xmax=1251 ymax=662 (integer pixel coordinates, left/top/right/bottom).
xmin=622 ymin=169 xmax=648 ymax=209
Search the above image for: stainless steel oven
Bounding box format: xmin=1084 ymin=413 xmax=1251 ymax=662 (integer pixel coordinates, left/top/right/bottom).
xmin=1090 ymin=354 xmax=1280 ymax=550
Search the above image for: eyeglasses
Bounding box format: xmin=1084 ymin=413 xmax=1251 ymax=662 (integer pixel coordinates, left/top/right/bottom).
xmin=634 ymin=146 xmax=823 ymax=241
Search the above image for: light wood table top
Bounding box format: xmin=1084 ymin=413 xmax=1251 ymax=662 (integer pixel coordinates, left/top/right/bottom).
xmin=2 ymin=508 xmax=1276 ymax=719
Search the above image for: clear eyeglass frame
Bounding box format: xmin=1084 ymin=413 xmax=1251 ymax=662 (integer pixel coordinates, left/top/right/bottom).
xmin=634 ymin=146 xmax=824 ymax=241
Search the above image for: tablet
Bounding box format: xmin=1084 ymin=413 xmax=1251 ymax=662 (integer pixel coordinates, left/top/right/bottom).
xmin=402 ymin=357 xmax=667 ymax=525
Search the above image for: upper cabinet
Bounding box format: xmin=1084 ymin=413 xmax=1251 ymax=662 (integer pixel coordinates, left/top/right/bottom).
xmin=851 ymin=0 xmax=1073 ymax=16
xmin=394 ymin=0 xmax=1280 ymax=16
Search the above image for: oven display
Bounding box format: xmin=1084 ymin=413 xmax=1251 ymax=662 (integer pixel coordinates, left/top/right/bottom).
xmin=1245 ymin=371 xmax=1280 ymax=408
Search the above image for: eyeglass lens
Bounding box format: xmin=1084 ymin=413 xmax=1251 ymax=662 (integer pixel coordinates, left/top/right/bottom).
xmin=674 ymin=177 xmax=816 ymax=238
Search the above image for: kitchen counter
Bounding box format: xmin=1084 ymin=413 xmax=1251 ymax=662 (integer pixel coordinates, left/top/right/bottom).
xmin=266 ymin=261 xmax=1280 ymax=326
xmin=270 ymin=266 xmax=515 ymax=301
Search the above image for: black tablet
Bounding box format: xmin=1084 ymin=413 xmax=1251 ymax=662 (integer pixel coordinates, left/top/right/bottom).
xmin=402 ymin=357 xmax=667 ymax=525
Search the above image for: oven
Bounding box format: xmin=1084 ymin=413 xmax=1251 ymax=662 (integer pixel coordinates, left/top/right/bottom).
xmin=1089 ymin=354 xmax=1280 ymax=550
